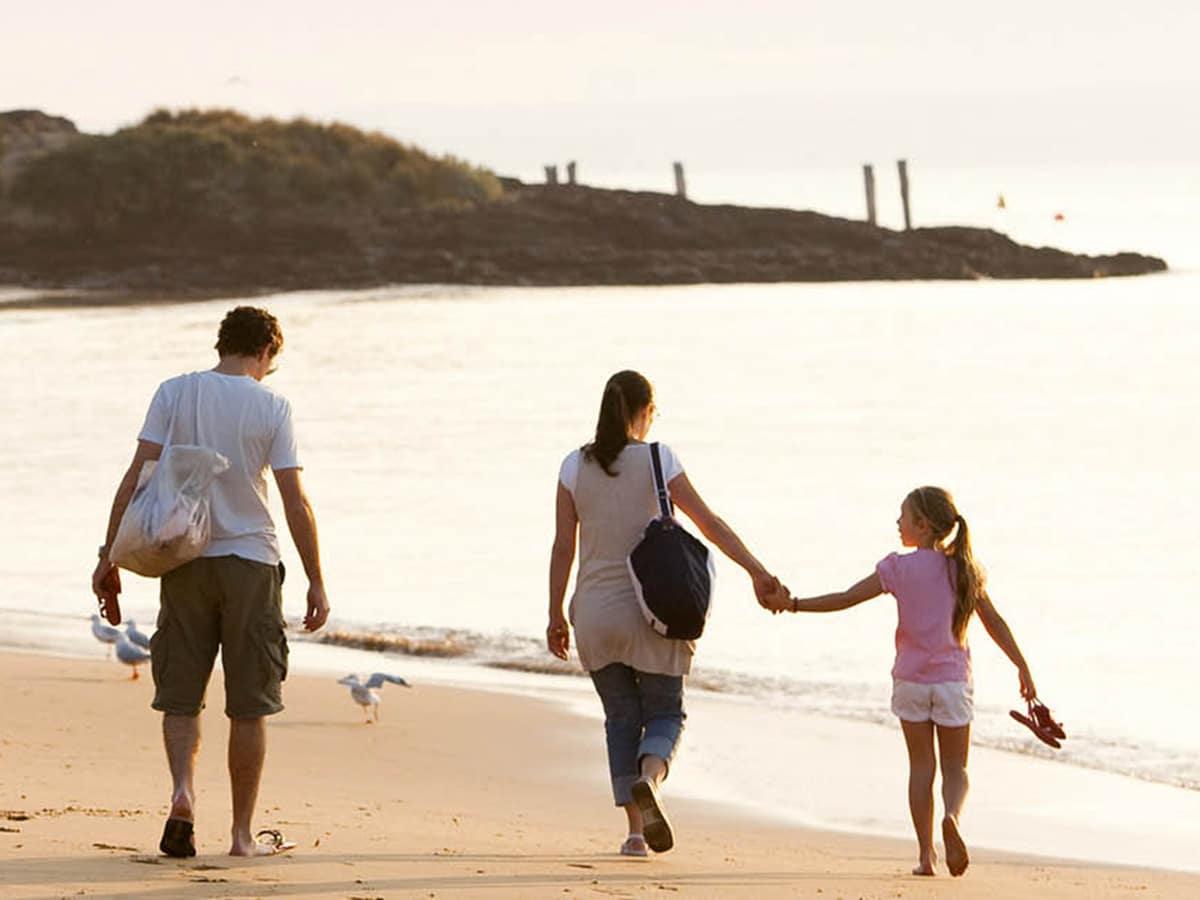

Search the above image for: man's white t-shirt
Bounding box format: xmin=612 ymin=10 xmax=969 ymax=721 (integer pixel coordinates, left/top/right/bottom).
xmin=139 ymin=370 xmax=300 ymax=566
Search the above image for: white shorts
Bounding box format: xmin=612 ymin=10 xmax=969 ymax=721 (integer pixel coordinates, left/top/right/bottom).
xmin=891 ymin=679 xmax=974 ymax=727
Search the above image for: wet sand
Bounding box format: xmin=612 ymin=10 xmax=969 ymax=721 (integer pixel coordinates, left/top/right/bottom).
xmin=1 ymin=650 xmax=1195 ymax=899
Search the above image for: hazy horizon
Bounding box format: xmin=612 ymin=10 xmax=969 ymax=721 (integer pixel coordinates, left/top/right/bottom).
xmin=7 ymin=1 xmax=1199 ymax=176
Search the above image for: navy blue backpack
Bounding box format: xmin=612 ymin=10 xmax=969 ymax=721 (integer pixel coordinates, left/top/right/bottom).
xmin=626 ymin=443 xmax=716 ymax=640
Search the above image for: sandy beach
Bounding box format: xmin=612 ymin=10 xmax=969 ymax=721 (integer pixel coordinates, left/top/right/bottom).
xmin=0 ymin=651 xmax=1195 ymax=899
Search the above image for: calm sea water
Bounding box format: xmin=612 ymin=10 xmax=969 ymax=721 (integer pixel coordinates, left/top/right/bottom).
xmin=1 ymin=164 xmax=1197 ymax=864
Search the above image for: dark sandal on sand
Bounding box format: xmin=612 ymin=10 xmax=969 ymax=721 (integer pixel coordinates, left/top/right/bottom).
xmin=159 ymin=817 xmax=196 ymax=858
xmin=255 ymin=828 xmax=297 ymax=854
xmin=1009 ymin=698 xmax=1066 ymax=749
xmin=631 ymin=778 xmax=674 ymax=853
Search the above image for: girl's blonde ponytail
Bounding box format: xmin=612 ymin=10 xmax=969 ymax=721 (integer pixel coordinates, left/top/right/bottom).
xmin=908 ymin=488 xmax=985 ymax=643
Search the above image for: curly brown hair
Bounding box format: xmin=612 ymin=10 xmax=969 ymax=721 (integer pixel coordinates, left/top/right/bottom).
xmin=215 ymin=306 xmax=284 ymax=358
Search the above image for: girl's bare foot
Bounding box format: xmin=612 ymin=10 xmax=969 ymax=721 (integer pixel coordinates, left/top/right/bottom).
xmin=942 ymin=815 xmax=969 ymax=877
xmin=912 ymin=848 xmax=937 ymax=876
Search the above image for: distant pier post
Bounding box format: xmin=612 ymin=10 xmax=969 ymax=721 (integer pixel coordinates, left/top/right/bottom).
xmin=566 ymin=161 xmax=577 ymax=185
xmin=544 ymin=165 xmax=559 ymax=186
xmin=673 ymin=161 xmax=687 ymax=199
xmin=897 ymin=159 xmax=912 ymax=230
xmin=863 ymin=164 xmax=877 ymax=226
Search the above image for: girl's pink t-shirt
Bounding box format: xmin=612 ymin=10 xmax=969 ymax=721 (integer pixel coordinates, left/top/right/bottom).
xmin=876 ymin=548 xmax=972 ymax=683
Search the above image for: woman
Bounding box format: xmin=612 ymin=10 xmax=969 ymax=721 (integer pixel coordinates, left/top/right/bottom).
xmin=547 ymin=370 xmax=783 ymax=857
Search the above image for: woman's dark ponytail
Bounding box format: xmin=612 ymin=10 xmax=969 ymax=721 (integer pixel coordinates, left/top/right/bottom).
xmin=582 ymin=370 xmax=653 ymax=476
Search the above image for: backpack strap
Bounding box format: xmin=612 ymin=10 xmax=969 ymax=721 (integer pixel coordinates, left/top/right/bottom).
xmin=649 ymin=442 xmax=673 ymax=519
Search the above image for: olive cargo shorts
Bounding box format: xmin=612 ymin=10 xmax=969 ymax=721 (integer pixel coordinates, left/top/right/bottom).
xmin=151 ymin=555 xmax=288 ymax=719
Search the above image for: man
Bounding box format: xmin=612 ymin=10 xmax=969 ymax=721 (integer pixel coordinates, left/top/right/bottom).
xmin=90 ymin=306 xmax=330 ymax=858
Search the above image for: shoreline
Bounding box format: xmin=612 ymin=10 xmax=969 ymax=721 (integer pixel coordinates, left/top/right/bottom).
xmin=9 ymin=603 xmax=1199 ymax=801
xmin=0 ymin=264 xmax=1181 ymax=316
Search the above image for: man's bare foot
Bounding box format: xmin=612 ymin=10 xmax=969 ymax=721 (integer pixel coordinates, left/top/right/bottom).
xmin=168 ymin=790 xmax=193 ymax=823
xmin=230 ymin=828 xmax=296 ymax=857
xmin=942 ymin=815 xmax=969 ymax=877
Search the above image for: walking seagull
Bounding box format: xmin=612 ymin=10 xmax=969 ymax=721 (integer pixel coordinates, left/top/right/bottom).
xmin=125 ymin=619 xmax=152 ymax=649
xmin=91 ymin=613 xmax=120 ymax=658
xmin=337 ymin=673 xmax=411 ymax=723
xmin=115 ymin=631 xmax=151 ymax=680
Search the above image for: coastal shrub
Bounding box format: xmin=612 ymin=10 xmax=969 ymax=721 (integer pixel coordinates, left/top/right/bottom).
xmin=10 ymin=108 xmax=502 ymax=237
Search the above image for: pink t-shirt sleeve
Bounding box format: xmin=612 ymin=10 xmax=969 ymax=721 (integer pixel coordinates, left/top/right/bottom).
xmin=876 ymin=552 xmax=902 ymax=595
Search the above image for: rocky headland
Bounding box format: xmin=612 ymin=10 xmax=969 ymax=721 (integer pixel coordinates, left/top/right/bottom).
xmin=0 ymin=109 xmax=1167 ymax=298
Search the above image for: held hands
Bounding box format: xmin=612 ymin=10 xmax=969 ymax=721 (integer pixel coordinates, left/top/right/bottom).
xmin=751 ymin=570 xmax=790 ymax=613
xmin=761 ymin=589 xmax=795 ymax=614
xmin=546 ymin=613 xmax=570 ymax=661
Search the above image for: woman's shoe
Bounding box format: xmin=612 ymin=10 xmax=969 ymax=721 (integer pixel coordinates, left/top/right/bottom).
xmin=631 ymin=778 xmax=674 ymax=853
xmin=620 ymin=833 xmax=649 ymax=857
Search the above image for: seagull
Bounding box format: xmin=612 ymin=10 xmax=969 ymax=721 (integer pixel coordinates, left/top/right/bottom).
xmin=337 ymin=673 xmax=410 ymax=723
xmin=115 ymin=631 xmax=151 ymax=680
xmin=125 ymin=619 xmax=152 ymax=649
xmin=91 ymin=613 xmax=120 ymax=658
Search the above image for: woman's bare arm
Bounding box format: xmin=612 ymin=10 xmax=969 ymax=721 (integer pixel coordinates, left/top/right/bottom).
xmin=546 ymin=483 xmax=578 ymax=660
xmin=667 ymin=472 xmax=782 ymax=606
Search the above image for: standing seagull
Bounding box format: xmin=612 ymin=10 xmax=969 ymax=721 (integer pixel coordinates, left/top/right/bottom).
xmin=337 ymin=673 xmax=410 ymax=723
xmin=91 ymin=613 xmax=120 ymax=658
xmin=125 ymin=619 xmax=152 ymax=649
xmin=115 ymin=631 xmax=151 ymax=680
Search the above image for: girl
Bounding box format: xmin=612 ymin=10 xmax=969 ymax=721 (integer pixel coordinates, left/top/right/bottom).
xmin=548 ymin=370 xmax=784 ymax=857
xmin=765 ymin=486 xmax=1036 ymax=877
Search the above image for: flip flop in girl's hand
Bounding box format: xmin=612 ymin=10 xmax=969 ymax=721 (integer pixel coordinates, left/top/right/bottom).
xmin=1010 ymin=698 xmax=1066 ymax=749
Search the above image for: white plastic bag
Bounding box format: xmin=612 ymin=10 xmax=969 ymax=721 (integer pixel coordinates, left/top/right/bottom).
xmin=110 ymin=444 xmax=230 ymax=577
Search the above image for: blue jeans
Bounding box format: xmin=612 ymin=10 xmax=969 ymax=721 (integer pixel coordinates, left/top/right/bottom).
xmin=589 ymin=663 xmax=686 ymax=806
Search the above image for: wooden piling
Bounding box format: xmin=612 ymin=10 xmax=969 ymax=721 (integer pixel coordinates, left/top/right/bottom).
xmin=673 ymin=162 xmax=687 ymax=199
xmin=566 ymin=161 xmax=577 ymax=185
xmin=544 ymin=165 xmax=559 ymax=186
xmin=863 ymin=164 xmax=877 ymax=226
xmin=897 ymin=159 xmax=912 ymax=230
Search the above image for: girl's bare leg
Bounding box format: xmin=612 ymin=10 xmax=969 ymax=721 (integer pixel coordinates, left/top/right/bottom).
xmin=936 ymin=723 xmax=971 ymax=876
xmin=900 ymin=719 xmax=938 ymax=875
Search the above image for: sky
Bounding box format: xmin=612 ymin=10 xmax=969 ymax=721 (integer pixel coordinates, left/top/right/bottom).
xmin=5 ymin=1 xmax=1199 ymax=176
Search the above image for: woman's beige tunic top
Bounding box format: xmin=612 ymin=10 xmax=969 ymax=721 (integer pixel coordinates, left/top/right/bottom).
xmin=559 ymin=442 xmax=695 ymax=676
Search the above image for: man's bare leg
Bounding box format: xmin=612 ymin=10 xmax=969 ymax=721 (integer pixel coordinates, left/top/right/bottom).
xmin=228 ymin=717 xmax=267 ymax=856
xmin=163 ymin=714 xmax=200 ymax=823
